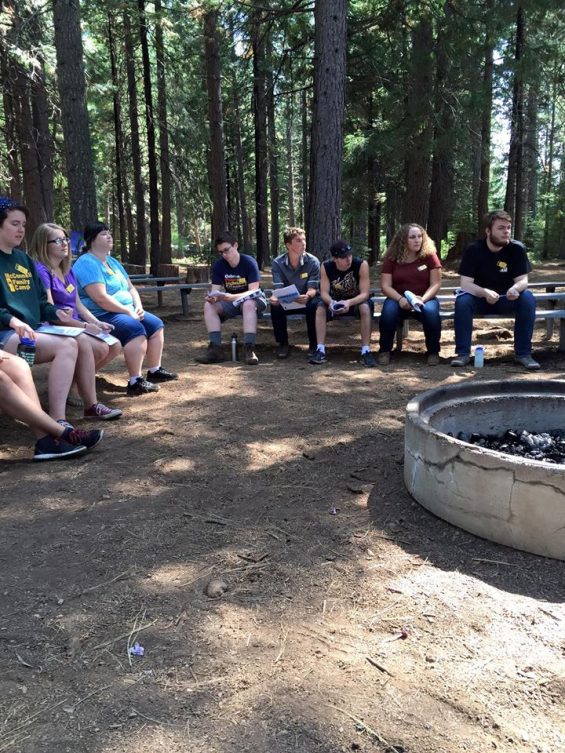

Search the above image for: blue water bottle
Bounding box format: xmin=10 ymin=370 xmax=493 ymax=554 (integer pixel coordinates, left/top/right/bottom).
xmin=17 ymin=337 xmax=36 ymax=366
xmin=474 ymin=345 xmax=484 ymax=368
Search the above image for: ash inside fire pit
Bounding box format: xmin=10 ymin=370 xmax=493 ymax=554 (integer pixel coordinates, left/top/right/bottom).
xmin=453 ymin=429 xmax=565 ymax=464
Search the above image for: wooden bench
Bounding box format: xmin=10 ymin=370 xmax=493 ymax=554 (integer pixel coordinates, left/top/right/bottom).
xmin=135 ymin=281 xmax=210 ymax=315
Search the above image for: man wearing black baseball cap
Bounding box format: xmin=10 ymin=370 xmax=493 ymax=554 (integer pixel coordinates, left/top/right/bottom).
xmin=309 ymin=240 xmax=376 ymax=366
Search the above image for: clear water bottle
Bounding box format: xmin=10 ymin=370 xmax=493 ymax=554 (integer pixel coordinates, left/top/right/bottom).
xmin=403 ymin=290 xmax=421 ymax=312
xmin=231 ymin=333 xmax=239 ymax=362
xmin=17 ymin=336 xmax=36 ymax=366
xmin=474 ymin=345 xmax=485 ymax=368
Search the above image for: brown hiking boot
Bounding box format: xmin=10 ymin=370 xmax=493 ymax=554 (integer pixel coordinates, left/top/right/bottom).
xmin=244 ymin=344 xmax=259 ymax=365
xmin=195 ymin=342 xmax=225 ymax=364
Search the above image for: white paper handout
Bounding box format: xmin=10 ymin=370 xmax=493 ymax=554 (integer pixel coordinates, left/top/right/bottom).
xmin=36 ymin=324 xmax=120 ymax=346
xmin=272 ymin=284 xmax=304 ymax=310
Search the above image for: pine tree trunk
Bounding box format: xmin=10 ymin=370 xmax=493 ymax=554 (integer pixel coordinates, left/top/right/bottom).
xmin=477 ymin=0 xmax=494 ymax=231
xmin=138 ymin=0 xmax=161 ymax=276
xmin=108 ymin=14 xmax=128 ymax=260
xmin=203 ymin=10 xmax=229 ymax=240
xmin=307 ymin=0 xmax=347 ymax=259
xmin=155 ymin=0 xmax=172 ymax=263
xmin=267 ymin=63 xmax=280 ymax=255
xmin=504 ymin=4 xmax=525 ymax=236
xmin=301 ymin=88 xmax=308 ymax=227
xmin=543 ymin=80 xmax=556 ymax=259
xmin=252 ymin=13 xmax=269 ymax=267
xmin=401 ymin=19 xmax=434 ymax=225
xmin=1 ymin=56 xmax=22 ymax=200
xmin=52 ymin=0 xmax=97 ymax=231
xmin=30 ymin=61 xmax=54 ymax=220
xmin=286 ymin=94 xmax=296 ymax=227
xmin=524 ymin=88 xmax=538 ymax=225
xmin=232 ymin=80 xmax=251 ymax=251
xmin=124 ymin=13 xmax=146 ymax=267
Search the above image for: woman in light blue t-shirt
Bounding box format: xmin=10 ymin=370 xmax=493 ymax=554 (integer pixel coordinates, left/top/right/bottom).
xmin=73 ymin=222 xmax=178 ymax=397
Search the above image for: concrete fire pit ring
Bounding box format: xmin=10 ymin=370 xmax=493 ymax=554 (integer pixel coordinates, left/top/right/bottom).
xmin=404 ymin=379 xmax=565 ymax=560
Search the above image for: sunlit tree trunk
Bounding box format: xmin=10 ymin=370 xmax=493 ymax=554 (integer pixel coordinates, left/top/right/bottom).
xmin=155 ymin=0 xmax=172 ymax=263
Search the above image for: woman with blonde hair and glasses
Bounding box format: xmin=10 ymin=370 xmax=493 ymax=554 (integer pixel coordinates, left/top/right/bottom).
xmin=29 ymin=223 xmax=122 ymax=420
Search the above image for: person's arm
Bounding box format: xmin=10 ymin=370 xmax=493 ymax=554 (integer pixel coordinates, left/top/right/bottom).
xmin=319 ymin=264 xmax=331 ymax=306
xmin=506 ymin=273 xmax=528 ymax=300
xmin=459 ymin=275 xmax=499 ymax=304
xmin=270 ymin=259 xmax=283 ymax=305
xmin=380 ymin=272 xmax=412 ymax=310
xmin=83 ymin=282 xmax=138 ymax=317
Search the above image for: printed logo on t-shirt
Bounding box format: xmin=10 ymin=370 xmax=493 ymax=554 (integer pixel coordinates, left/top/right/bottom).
xmin=4 ymin=266 xmax=32 ymax=293
xmin=224 ymin=275 xmax=248 ymax=293
xmin=497 ymin=261 xmax=508 ymax=272
xmin=331 ymin=270 xmax=358 ymax=298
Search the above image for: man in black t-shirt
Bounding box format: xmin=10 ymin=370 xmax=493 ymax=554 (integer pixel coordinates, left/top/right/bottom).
xmin=451 ymin=210 xmax=539 ymax=370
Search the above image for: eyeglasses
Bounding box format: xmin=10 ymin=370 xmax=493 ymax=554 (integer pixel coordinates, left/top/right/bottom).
xmin=47 ymin=237 xmax=70 ymax=246
xmin=217 ymin=245 xmax=232 ymax=255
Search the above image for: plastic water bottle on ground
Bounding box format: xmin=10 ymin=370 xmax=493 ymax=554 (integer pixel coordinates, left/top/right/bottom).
xmin=474 ymin=345 xmax=485 ymax=368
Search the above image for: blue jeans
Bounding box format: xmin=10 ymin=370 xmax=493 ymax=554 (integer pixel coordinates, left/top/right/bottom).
xmin=454 ymin=291 xmax=536 ymax=357
xmin=378 ymin=297 xmax=441 ymax=354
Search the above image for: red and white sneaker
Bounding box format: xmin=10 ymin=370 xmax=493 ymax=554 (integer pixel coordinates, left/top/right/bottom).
xmin=83 ymin=402 xmax=122 ymax=421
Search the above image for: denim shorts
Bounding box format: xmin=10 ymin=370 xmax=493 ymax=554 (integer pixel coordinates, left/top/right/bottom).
xmin=97 ymin=311 xmax=164 ymax=346
xmin=0 ymin=329 xmax=16 ymax=348
xmin=219 ymin=296 xmax=268 ymax=321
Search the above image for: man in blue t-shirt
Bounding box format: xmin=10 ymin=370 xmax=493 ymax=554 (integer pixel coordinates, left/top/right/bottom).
xmin=451 ymin=210 xmax=539 ymax=370
xmin=195 ymin=232 xmax=266 ymax=365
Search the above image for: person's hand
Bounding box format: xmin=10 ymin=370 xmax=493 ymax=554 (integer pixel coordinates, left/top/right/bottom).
xmin=84 ymin=322 xmax=103 ymax=335
xmin=206 ymin=291 xmax=225 ymax=303
xmin=484 ymin=288 xmax=500 ymax=304
xmin=270 ymin=295 xmax=280 ymax=306
xmin=55 ymin=307 xmax=75 ymax=324
xmin=129 ymin=309 xmax=141 ymax=320
xmin=399 ymin=296 xmax=412 ymax=311
xmin=94 ymin=320 xmax=113 ymax=333
xmin=9 ymin=318 xmax=36 ymax=340
xmin=294 ymin=294 xmax=309 ymax=305
xmin=333 ymin=300 xmax=350 ymax=315
xmin=412 ymin=295 xmax=425 ymax=308
xmin=506 ymin=286 xmax=520 ymax=301
xmin=135 ymin=306 xmax=145 ymax=320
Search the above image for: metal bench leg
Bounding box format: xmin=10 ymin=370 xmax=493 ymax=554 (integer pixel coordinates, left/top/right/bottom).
xmin=395 ymin=320 xmax=408 ymax=352
xmin=559 ymin=318 xmax=565 ymax=352
xmin=181 ymin=289 xmax=190 ymax=316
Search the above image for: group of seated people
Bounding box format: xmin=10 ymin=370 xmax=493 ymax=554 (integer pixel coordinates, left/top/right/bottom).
xmin=195 ymin=211 xmax=540 ymax=372
xmin=0 ymin=197 xmax=177 ymax=462
xmin=0 ymin=196 xmax=540 ymax=463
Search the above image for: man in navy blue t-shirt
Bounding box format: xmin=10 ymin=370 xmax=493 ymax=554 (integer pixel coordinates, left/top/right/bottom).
xmin=195 ymin=232 xmax=266 ymax=365
xmin=451 ymin=210 xmax=539 ymax=370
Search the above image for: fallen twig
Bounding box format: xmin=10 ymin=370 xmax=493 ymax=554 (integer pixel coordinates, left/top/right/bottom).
xmin=366 ymin=656 xmax=395 ymax=677
xmin=89 ymin=618 xmax=158 ymax=653
xmin=327 ymin=703 xmax=389 ymax=746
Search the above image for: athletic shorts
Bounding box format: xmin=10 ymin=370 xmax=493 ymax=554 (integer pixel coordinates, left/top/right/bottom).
xmin=219 ymin=296 xmax=268 ymax=321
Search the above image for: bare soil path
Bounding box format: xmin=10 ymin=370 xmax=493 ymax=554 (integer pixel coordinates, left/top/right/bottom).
xmin=1 ymin=270 xmax=564 ymax=753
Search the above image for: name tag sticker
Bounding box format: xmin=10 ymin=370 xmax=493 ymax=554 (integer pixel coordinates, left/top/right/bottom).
xmin=417 ymin=264 xmax=427 ymax=271
xmin=300 ymin=272 xmax=308 ymax=278
xmin=66 ymin=283 xmax=75 ymax=293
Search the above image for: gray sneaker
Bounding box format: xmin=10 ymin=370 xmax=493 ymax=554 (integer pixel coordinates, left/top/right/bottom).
xmin=309 ymin=349 xmax=327 ymax=365
xmin=451 ymin=354 xmax=471 ymax=367
xmin=514 ymin=354 xmax=540 ymax=370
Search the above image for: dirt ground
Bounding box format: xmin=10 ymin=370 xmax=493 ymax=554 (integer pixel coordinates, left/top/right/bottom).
xmin=1 ymin=265 xmax=564 ymax=753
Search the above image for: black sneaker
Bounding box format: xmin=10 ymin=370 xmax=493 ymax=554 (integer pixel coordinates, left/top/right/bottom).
xmin=309 ymin=349 xmax=327 ymax=365
xmin=127 ymin=377 xmax=160 ymax=396
xmin=276 ymin=343 xmax=291 ymax=359
xmin=146 ymin=366 xmax=178 ymax=382
xmin=360 ymin=351 xmax=377 ymax=367
xmin=61 ymin=426 xmax=104 ymax=451
xmin=33 ymin=436 xmax=87 ymax=462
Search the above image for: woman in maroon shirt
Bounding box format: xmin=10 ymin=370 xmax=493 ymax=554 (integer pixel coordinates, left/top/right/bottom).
xmin=378 ymin=223 xmax=442 ymax=365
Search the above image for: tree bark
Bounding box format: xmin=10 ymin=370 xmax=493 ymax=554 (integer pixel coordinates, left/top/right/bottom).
xmin=285 ymin=94 xmax=296 ymax=227
xmin=1 ymin=55 xmax=22 ymax=200
xmin=108 ymin=13 xmax=128 ymax=260
xmin=138 ymin=0 xmax=161 ymax=276
xmin=504 ymin=4 xmax=525 ymax=238
xmin=30 ymin=60 xmax=54 ymax=221
xmin=252 ymin=13 xmax=270 ymax=267
xmin=203 ymin=10 xmax=229 ymax=241
xmin=155 ymin=0 xmax=172 ymax=263
xmin=477 ymin=0 xmax=494 ymax=231
xmin=401 ymin=19 xmax=434 ymax=225
xmin=124 ymin=12 xmax=146 ymax=266
xmin=301 ymin=88 xmax=308 ymax=227
xmin=307 ymin=0 xmax=347 ymax=259
xmin=53 ymin=0 xmax=97 ymax=231
xmin=267 ymin=61 xmax=280 ymax=255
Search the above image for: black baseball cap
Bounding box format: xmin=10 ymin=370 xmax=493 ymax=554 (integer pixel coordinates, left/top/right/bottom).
xmin=330 ymin=239 xmax=352 ymax=258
